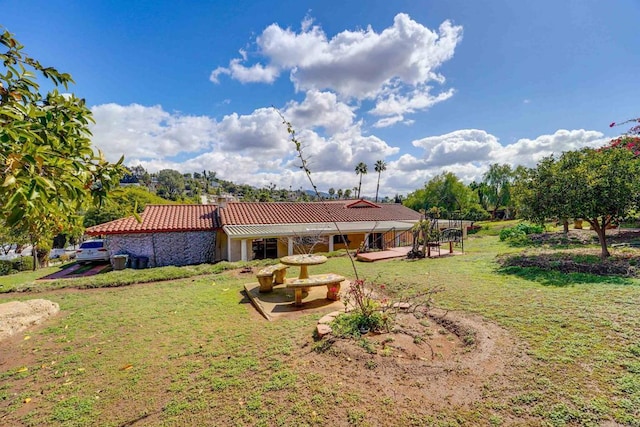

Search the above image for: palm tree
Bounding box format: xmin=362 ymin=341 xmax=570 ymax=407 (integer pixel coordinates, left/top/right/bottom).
xmin=355 ymin=162 xmax=368 ymax=199
xmin=344 ymin=188 xmax=352 ymax=199
xmin=328 ymin=187 xmax=335 ymax=199
xmin=374 ymin=160 xmax=387 ymax=202
xmin=337 ymin=188 xmax=344 ymax=199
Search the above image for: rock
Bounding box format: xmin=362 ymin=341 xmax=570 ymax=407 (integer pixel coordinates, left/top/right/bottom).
xmin=316 ymin=324 xmax=332 ymax=337
xmin=318 ymin=314 xmax=336 ymax=324
xmin=0 ymin=299 xmax=60 ymax=341
xmin=392 ymin=302 xmax=411 ymax=310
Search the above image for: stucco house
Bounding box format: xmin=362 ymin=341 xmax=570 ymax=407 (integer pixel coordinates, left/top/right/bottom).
xmin=86 ymin=200 xmax=423 ymax=265
xmin=86 ymin=204 xmax=218 ymax=268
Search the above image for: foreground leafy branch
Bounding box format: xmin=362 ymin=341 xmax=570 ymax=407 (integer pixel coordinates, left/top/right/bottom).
xmin=1 ymin=28 xmax=126 ymax=268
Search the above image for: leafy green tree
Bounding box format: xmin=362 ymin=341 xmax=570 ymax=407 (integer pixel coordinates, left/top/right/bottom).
xmin=516 ymin=147 xmax=640 ymax=258
xmin=337 ymin=188 xmax=344 ymax=199
xmin=374 ymin=160 xmax=387 ymax=203
xmin=404 ymin=172 xmax=483 ymax=218
xmin=0 ymin=226 xmax=28 ymax=255
xmin=354 ymin=162 xmax=368 ymax=198
xmin=344 ymin=188 xmax=352 ymax=199
xmin=156 ymin=169 xmax=185 ymax=200
xmin=469 ymin=181 xmax=491 ymax=212
xmin=258 ymin=190 xmax=273 ymax=202
xmin=0 ymin=29 xmax=125 ymax=268
xmin=328 ymin=187 xmax=335 ymax=199
xmin=83 ymin=186 xmax=170 ymax=227
xmin=483 ymin=163 xmax=514 ymax=219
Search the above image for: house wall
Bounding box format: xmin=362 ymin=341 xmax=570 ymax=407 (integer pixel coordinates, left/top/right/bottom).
xmin=227 ymin=238 xmax=243 ymax=262
xmin=106 ymin=231 xmax=215 ymax=267
xmin=216 ymin=231 xmax=227 ymax=262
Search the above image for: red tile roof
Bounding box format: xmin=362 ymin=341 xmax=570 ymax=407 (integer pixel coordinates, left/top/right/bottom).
xmin=86 ymin=204 xmax=219 ymax=235
xmin=219 ymin=200 xmax=421 ymax=225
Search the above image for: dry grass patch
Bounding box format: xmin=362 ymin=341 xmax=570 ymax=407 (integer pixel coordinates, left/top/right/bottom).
xmin=0 ymin=233 xmax=639 ymax=425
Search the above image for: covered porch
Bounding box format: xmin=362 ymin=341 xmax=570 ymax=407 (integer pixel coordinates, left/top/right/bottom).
xmin=221 ymin=220 xmax=417 ymax=262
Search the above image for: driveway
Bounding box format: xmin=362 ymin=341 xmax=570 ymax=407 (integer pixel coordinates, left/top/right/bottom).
xmin=39 ymin=262 xmax=111 ymax=280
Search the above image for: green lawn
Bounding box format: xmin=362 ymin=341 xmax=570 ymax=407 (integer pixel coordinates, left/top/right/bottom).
xmin=1 ymin=234 xmax=639 ymax=426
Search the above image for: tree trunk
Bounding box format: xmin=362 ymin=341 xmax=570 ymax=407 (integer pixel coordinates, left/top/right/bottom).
xmin=589 ymin=218 xmax=610 ymax=258
xmin=562 ymin=218 xmax=569 ymax=235
xmin=375 ymin=173 xmax=381 ymax=203
xmin=32 ymin=243 xmax=38 ymax=271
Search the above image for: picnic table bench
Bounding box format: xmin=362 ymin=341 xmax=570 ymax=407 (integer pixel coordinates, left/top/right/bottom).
xmin=286 ymin=273 xmax=345 ymax=306
xmin=256 ymin=263 xmax=289 ymax=292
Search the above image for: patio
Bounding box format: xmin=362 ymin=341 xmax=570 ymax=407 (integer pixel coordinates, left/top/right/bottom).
xmin=243 ymin=279 xmax=347 ymax=321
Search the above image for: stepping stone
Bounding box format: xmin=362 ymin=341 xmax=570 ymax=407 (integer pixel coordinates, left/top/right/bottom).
xmin=392 ymin=302 xmax=411 ymax=310
xmin=316 ymin=324 xmax=332 ymax=337
xmin=319 ymin=314 xmax=336 ymax=324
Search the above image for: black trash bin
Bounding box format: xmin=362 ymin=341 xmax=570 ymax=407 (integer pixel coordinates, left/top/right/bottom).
xmin=138 ymin=256 xmax=149 ymax=269
xmin=130 ymin=256 xmax=140 ymax=269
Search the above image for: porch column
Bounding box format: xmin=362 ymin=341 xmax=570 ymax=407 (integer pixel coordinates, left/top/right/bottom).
xmin=227 ymin=238 xmax=232 ymax=261
xmin=328 ymin=235 xmax=334 ymax=252
xmin=241 ymin=239 xmax=248 ymax=261
xmin=288 ymin=237 xmax=294 ymax=255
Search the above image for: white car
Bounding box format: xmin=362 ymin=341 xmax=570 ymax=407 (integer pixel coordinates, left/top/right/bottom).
xmin=76 ymin=240 xmax=110 ymax=263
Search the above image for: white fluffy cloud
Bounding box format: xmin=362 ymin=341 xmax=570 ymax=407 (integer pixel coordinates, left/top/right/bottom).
xmin=283 ymin=90 xmax=355 ymax=134
xmin=89 ymin=99 xmax=397 ymax=192
xmin=383 ymin=128 xmax=610 ymax=194
xmin=89 ymin=101 xmax=611 ymax=198
xmin=211 ymin=13 xmax=462 ymax=125
xmin=411 ymin=129 xmax=502 ymax=167
xmin=91 ymin=103 xmax=217 ymax=161
xmin=495 ymin=129 xmax=608 ymax=167
xmin=215 ymin=108 xmax=290 ymax=153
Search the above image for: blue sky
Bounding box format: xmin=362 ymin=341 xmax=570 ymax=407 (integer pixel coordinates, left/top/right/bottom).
xmin=3 ymin=0 xmax=639 ymax=197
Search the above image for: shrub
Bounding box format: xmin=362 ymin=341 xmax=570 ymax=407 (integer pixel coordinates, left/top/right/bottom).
xmin=499 ymin=223 xmax=544 ymax=246
xmin=467 ymin=225 xmax=482 ymax=235
xmin=462 ymin=206 xmax=491 ymax=221
xmin=14 ymin=256 xmax=33 ymax=271
xmin=499 ymin=223 xmax=544 ymax=241
xmin=0 ymin=260 xmax=13 ymax=276
xmin=330 ymin=310 xmax=390 ymax=338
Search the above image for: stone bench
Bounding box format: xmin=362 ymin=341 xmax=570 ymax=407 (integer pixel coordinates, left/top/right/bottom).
xmin=286 ymin=273 xmax=345 ymax=306
xmin=256 ymin=263 xmax=288 ymax=292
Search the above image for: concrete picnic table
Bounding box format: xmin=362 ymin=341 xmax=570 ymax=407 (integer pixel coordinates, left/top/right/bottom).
xmin=280 ymin=254 xmax=327 ymax=280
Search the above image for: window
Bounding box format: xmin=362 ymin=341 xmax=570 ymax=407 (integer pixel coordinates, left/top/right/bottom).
xmin=333 ymin=235 xmax=351 ymax=245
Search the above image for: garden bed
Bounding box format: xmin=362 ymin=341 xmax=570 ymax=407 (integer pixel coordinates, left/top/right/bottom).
xmin=305 ymin=309 xmax=528 ymax=417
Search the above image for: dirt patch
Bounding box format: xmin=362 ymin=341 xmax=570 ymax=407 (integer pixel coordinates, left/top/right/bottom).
xmin=498 ymin=248 xmax=640 ymax=276
xmin=298 ymin=309 xmax=529 ymax=419
xmin=528 ymin=229 xmax=640 ymax=247
xmin=0 ymin=299 xmax=60 ymax=341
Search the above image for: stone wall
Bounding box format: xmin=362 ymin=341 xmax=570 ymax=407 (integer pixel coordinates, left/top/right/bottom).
xmin=106 ymin=231 xmax=216 ymax=267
